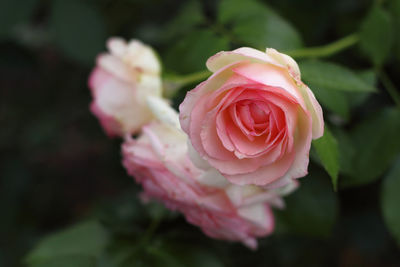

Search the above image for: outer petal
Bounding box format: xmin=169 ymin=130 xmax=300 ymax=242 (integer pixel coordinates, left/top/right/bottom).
xmin=297 ymin=84 xmax=324 ymax=139
xmin=89 ymin=101 xmax=122 ymax=137
xmin=125 ymin=40 xmax=161 ymax=74
xmin=207 ymin=47 xmax=300 ymax=78
xmin=265 ymin=48 xmax=301 ymax=79
xmin=206 ymin=47 xmax=277 ymax=72
xmin=89 ymin=67 xmax=154 ymax=135
xmin=281 ymin=106 xmax=313 ymax=181
xmin=238 ymin=204 xmax=274 ymax=233
xmin=146 ymin=96 xmax=180 ymax=130
xmin=107 ymin=37 xmax=127 ymax=58
xmin=266 ymin=49 xmax=323 ymax=139
xmin=97 ymin=53 xmax=136 ymax=83
xmin=224 ymin=148 xmax=296 ymax=186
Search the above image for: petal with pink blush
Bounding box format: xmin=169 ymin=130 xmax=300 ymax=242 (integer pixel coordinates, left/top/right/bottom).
xmin=225 ymin=147 xmax=296 ymax=186
xmin=89 ymin=38 xmax=162 ymax=137
xmin=232 ymin=63 xmax=305 ymax=108
xmin=226 ymin=119 xmax=270 ymax=158
xmin=189 ymin=93 xmax=235 ymax=160
xmin=282 ymin=107 xmax=313 ymax=180
xmin=216 ymin=109 xmax=237 ymax=150
xmin=256 ymin=92 xmax=298 ymax=149
xmin=200 ymin=110 xmax=238 ymax=160
xmin=89 ymin=67 xmax=154 ymax=135
xmin=180 ymin=62 xmax=248 ymax=132
xmin=89 ymin=101 xmax=122 ymax=137
xmin=189 ymin=85 xmax=248 ymax=157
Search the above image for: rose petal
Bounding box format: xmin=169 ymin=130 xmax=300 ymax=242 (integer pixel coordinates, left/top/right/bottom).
xmin=232 ymin=62 xmax=306 ymax=108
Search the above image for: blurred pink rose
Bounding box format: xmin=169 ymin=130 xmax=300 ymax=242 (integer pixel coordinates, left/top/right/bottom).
xmin=180 ymin=48 xmax=324 ymax=187
xmin=88 ymin=38 xmax=162 ymax=137
xmin=122 ymin=98 xmax=297 ymax=249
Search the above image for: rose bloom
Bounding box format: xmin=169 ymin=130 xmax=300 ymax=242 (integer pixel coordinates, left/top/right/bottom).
xmin=122 ymin=97 xmax=297 ymax=249
xmin=179 ymin=48 xmax=324 ymax=187
xmin=88 ymin=37 xmax=162 ymax=137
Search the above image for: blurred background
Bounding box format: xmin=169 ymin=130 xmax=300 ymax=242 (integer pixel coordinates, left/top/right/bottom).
xmin=1 ymin=0 xmax=400 ymax=266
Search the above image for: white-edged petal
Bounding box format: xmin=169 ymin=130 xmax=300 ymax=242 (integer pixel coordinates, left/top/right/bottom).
xmin=146 ymin=96 xmax=180 ymax=130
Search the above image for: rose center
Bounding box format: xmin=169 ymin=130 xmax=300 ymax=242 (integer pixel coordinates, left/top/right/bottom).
xmin=233 ymin=100 xmax=271 ymax=137
xmin=249 ymin=103 xmax=268 ymax=124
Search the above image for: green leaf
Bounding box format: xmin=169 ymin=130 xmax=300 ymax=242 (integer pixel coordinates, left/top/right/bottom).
xmin=26 ymin=221 xmax=109 ymax=265
xmin=345 ymin=70 xmax=375 ymax=108
xmin=342 ymin=108 xmax=400 ymax=187
xmin=145 ymin=246 xmax=187 ymax=267
xmin=308 ymin=82 xmax=350 ymax=119
xmin=299 ymin=60 xmax=376 ymax=92
xmin=146 ymin=201 xmax=169 ymax=220
xmin=359 ymin=6 xmax=393 ymax=66
xmin=101 ymin=238 xmax=224 ymax=267
xmin=218 ymin=0 xmax=303 ymax=50
xmin=275 ymin=170 xmax=338 ymax=238
xmin=162 ymin=0 xmax=205 ymax=42
xmin=391 ymin=0 xmax=400 ymax=61
xmin=331 ymin=127 xmax=356 ymax=177
xmin=181 ymin=249 xmax=224 ymax=267
xmin=49 ymin=0 xmax=107 ymax=65
xmin=159 ymin=242 xmax=224 ymax=267
xmin=0 ymin=0 xmax=39 ymax=39
xmin=381 ymin=158 xmax=400 ymax=247
xmin=30 ymin=255 xmax=96 ymax=267
xmin=218 ymin=0 xmax=263 ymax=23
xmin=164 ymin=29 xmax=229 ymax=74
xmin=357 ymin=69 xmax=377 ymax=87
xmin=312 ymin=127 xmax=340 ymax=190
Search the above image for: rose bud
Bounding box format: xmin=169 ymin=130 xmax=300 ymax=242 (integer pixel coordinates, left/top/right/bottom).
xmin=89 ymin=37 xmax=162 ymax=137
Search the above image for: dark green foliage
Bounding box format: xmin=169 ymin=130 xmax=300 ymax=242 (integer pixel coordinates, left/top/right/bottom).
xmin=312 ymin=127 xmax=339 ymax=190
xmin=219 ymin=0 xmax=303 ymax=50
xmin=1 ymin=0 xmax=400 ymax=266
xmin=26 ymin=221 xmax=109 ymax=265
xmin=382 ymin=158 xmax=400 ymax=247
xmin=164 ymin=29 xmax=229 ymax=74
xmin=342 ymin=108 xmax=400 ymax=186
xmin=49 ymin=0 xmax=107 ymax=65
xmin=0 ymin=0 xmax=39 ymax=39
xmin=275 ymin=170 xmax=339 ymax=238
xmin=359 ymin=6 xmax=393 ymax=66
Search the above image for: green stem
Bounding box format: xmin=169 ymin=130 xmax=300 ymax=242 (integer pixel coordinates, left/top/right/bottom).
xmin=141 ymin=215 xmax=162 ymax=244
xmin=164 ymin=33 xmax=360 ymax=98
xmin=174 ymin=70 xmax=211 ymax=86
xmin=377 ymin=70 xmax=400 ymax=109
xmin=284 ymin=33 xmax=359 ymax=59
xmin=163 ymin=70 xmax=211 ymax=98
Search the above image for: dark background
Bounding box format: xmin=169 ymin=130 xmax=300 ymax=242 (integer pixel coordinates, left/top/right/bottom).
xmin=1 ymin=0 xmax=400 ymax=266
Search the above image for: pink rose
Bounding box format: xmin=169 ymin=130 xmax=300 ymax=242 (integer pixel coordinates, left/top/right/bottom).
xmin=122 ymin=97 xmax=297 ymax=248
xmin=88 ymin=38 xmax=162 ymax=137
xmin=180 ymin=48 xmax=324 ymax=186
